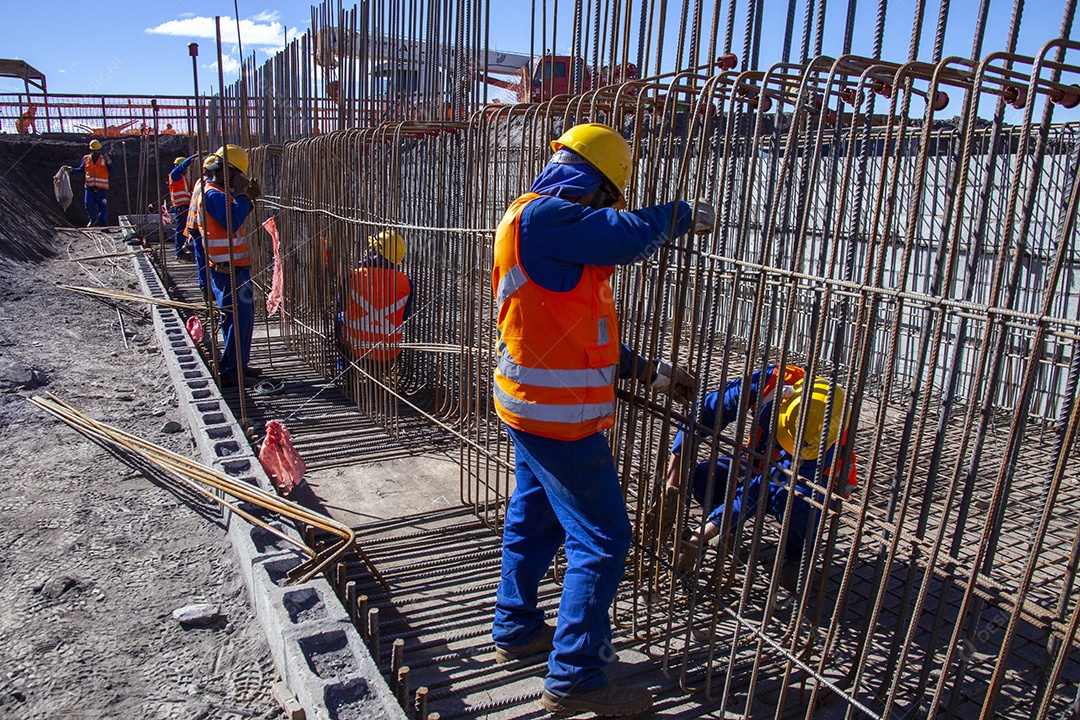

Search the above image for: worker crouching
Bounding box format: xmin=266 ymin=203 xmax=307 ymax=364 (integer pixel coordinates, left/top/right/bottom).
xmin=337 ymin=231 xmax=413 ymax=400
xmin=657 ymin=365 xmax=857 ymax=592
xmin=201 ymin=144 xmax=262 ymax=387
xmin=490 ymin=122 xmax=713 ymax=717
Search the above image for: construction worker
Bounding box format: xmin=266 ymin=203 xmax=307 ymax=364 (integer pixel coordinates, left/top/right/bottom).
xmin=64 ymin=139 xmax=113 ymax=226
xmin=15 ymin=102 xmax=37 ymax=135
xmin=202 ymin=144 xmax=262 ymax=387
xmin=491 ymin=122 xmax=713 ymax=717
xmin=185 ymin=155 xmax=216 ymax=296
xmin=339 ymin=231 xmax=413 ymax=363
xmin=658 ymin=366 xmax=857 ymax=590
xmin=169 ymin=156 xmax=196 ymax=259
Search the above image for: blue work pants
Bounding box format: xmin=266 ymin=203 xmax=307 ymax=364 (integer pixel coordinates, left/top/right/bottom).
xmin=190 ymin=231 xmax=209 ymax=293
xmin=691 ymin=457 xmax=814 ymax=563
xmin=172 ymin=205 xmax=189 ymax=255
xmin=210 ymin=265 xmax=254 ymax=377
xmin=84 ymin=188 xmax=108 ymax=226
xmin=494 ymin=426 xmax=631 ymax=696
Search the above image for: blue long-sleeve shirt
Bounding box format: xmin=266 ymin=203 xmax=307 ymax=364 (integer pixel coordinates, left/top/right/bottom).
xmin=521 ymin=150 xmax=694 ymax=379
xmin=204 ymin=183 xmax=252 ymax=233
xmin=170 ymin=155 xmax=197 ymax=182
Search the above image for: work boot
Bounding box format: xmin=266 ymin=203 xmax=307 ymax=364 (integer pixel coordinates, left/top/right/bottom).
xmin=541 ymin=683 xmax=653 ymax=717
xmin=494 ymin=623 xmax=555 ymax=664
xmin=243 ymin=365 xmax=264 ymax=378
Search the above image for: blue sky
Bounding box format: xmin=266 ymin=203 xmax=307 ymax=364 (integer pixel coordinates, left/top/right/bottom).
xmin=0 ymin=1 xmax=1074 ymax=97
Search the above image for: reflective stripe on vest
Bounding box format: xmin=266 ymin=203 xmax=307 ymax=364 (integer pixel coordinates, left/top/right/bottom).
xmin=342 ymin=266 xmax=411 ymax=362
xmin=491 ymin=192 xmax=621 ymax=440
xmin=169 ymin=173 xmax=191 ymax=206
xmin=83 ymin=154 xmax=108 ymax=189
xmin=201 ymin=182 xmax=249 ymax=266
xmin=185 ymin=179 xmax=204 ymax=237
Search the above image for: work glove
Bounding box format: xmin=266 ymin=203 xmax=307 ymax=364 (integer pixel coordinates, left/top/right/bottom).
xmin=245 ymin=179 xmax=262 ymax=201
xmin=648 ymin=360 xmax=697 ymax=404
xmin=692 ymin=199 xmax=715 ymax=235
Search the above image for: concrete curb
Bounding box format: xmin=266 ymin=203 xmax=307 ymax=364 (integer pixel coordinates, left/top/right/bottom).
xmin=129 ymin=241 xmax=405 ymax=720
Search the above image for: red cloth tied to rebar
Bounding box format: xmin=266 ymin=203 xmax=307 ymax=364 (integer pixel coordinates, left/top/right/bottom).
xmin=264 ymin=216 xmax=283 ymax=316
xmin=185 ymin=315 xmax=204 ymax=344
xmin=259 ymin=420 xmax=306 ymax=496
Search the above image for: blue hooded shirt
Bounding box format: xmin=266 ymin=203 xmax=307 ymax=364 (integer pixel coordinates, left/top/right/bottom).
xmin=517 ymin=149 xmax=695 ymax=376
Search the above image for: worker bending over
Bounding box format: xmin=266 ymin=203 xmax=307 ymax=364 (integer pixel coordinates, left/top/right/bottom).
xmin=659 ymin=365 xmax=856 ymax=590
xmin=169 ymin=155 xmax=196 ymax=259
xmin=491 ymin=122 xmax=713 ymax=717
xmin=339 ymin=230 xmax=413 ymax=364
xmin=64 ymin=139 xmax=113 ymax=226
xmin=201 ymin=144 xmax=262 ymax=387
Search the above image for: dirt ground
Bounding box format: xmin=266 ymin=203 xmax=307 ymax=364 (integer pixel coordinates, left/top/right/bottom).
xmin=0 ymin=227 xmax=283 ymax=720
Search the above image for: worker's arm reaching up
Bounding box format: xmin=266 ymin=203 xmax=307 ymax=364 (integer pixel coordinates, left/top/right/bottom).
xmin=170 ymin=155 xmax=197 ymax=182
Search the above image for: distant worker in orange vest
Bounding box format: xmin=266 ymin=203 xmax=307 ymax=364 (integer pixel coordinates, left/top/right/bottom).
xmin=162 ymin=123 xmax=178 ymax=135
xmin=15 ymin=103 xmax=37 ymax=135
xmin=169 ymin=155 xmax=196 ymax=259
xmin=201 ymin=144 xmax=262 ymax=387
xmin=63 ymin=139 xmax=113 ymax=226
xmin=338 ymin=230 xmax=413 ymax=366
xmin=489 ymin=122 xmax=713 ymax=717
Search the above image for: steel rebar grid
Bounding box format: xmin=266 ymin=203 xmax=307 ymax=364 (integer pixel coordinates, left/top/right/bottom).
xmin=168 ymin=1 xmax=1080 ymax=717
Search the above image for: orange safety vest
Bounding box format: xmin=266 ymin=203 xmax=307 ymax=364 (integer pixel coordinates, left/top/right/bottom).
xmin=169 ymin=171 xmax=191 ymax=207
xmin=201 ymin=181 xmax=250 ymax=267
xmin=491 ymin=192 xmax=621 ymax=441
xmin=754 ymin=365 xmax=858 ymax=497
xmin=342 ymin=266 xmax=411 ymax=361
xmin=83 ymin=154 xmax=109 ymax=189
xmin=185 ymin=178 xmax=204 ymax=238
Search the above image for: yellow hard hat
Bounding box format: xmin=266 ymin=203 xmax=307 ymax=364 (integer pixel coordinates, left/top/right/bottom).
xmin=209 ymin=144 xmax=249 ymax=174
xmin=89 ymin=139 xmax=102 ymax=151
xmin=367 ymin=231 xmax=407 ymax=265
xmin=202 ymin=154 xmax=218 ymax=171
xmin=775 ymin=376 xmax=845 ymax=461
xmin=550 ymin=123 xmax=632 ymax=206
xmin=174 ymin=156 xmax=187 ymax=166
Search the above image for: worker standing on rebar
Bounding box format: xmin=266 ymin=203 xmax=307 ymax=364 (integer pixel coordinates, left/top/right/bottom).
xmin=490 ymin=122 xmax=713 ymax=717
xmin=202 ymin=144 xmax=262 ymax=387
xmin=656 ymin=365 xmax=856 ymax=590
xmin=63 ymin=139 xmax=113 ymax=227
xmin=339 ymin=231 xmax=413 ymax=364
xmin=169 ymin=156 xmax=196 ymax=260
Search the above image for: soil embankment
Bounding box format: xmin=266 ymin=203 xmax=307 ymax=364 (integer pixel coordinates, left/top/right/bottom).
xmin=0 ymin=134 xmax=193 ymax=261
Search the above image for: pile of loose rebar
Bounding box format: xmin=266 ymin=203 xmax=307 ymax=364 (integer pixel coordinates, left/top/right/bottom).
xmin=30 ymin=393 xmax=387 ymax=589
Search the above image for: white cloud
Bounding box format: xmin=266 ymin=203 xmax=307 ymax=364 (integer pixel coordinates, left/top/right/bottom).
xmin=250 ymin=10 xmax=281 ymax=23
xmin=146 ymin=15 xmax=289 ymax=50
xmin=206 ymin=56 xmax=242 ymax=76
